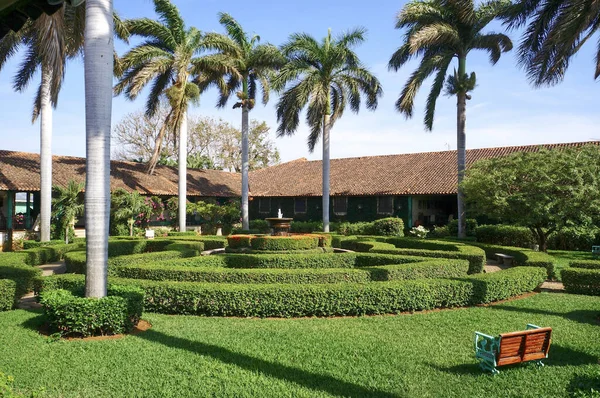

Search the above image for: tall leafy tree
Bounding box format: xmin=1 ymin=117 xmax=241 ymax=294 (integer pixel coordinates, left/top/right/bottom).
xmin=501 ymin=0 xmax=600 ymax=85
xmin=388 ymin=0 xmax=512 ymax=238
xmin=0 ymin=3 xmax=84 ymax=242
xmin=274 ymin=28 xmax=382 ymax=232
xmin=112 ymin=189 xmax=150 ymax=236
xmin=84 ymin=0 xmax=114 ymax=297
xmin=208 ymin=13 xmax=284 ymax=231
xmin=115 ymin=0 xmax=229 ymax=232
xmin=52 ymin=180 xmax=84 ymax=244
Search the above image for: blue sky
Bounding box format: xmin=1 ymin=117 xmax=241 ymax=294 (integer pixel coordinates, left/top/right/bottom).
xmin=1 ymin=0 xmax=599 ymax=163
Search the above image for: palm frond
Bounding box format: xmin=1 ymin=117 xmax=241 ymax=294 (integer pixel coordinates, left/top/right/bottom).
xmin=471 ymin=32 xmax=513 ymax=64
xmin=424 ymin=56 xmax=453 ymax=130
xmin=154 ymin=0 xmax=185 ymax=44
xmin=218 ymin=12 xmax=248 ymax=50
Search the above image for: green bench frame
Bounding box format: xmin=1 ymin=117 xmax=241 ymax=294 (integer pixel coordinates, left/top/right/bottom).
xmin=475 ymin=324 xmax=552 ymax=374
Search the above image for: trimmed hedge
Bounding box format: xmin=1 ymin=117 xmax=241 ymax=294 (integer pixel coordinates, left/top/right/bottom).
xmin=561 ymin=268 xmax=600 ymax=296
xmin=37 ymin=267 xmax=544 ymax=317
xmin=569 ymin=260 xmax=600 ymax=270
xmin=227 ymin=235 xmax=253 ymax=249
xmin=372 ymin=217 xmax=404 ymax=236
xmin=340 ymin=237 xmax=486 ymax=274
xmin=465 ymin=241 xmax=555 ymax=279
xmin=475 ymin=225 xmax=536 ymax=248
xmin=22 ymin=240 xmax=64 ymax=249
xmin=40 ymin=284 xmax=144 ymax=337
xmin=548 ymin=226 xmax=600 ymax=251
xmin=65 ymin=250 xmax=200 ymax=274
xmin=109 ymin=258 xmax=469 ymax=284
xmin=250 ymin=235 xmax=319 ymax=251
xmin=0 ymin=279 xmax=17 ymax=311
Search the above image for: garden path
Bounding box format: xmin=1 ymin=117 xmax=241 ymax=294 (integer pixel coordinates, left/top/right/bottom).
xmin=18 ymin=260 xmax=65 ymax=310
xmin=484 ymin=259 xmax=564 ymax=293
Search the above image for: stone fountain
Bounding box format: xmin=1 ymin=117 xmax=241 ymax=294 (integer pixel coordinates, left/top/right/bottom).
xmin=265 ymin=208 xmax=293 ymax=236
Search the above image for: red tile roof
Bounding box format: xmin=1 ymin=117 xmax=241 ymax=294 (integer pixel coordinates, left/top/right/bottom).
xmin=248 ymin=141 xmax=600 ymax=197
xmin=0 ymin=150 xmax=241 ymax=197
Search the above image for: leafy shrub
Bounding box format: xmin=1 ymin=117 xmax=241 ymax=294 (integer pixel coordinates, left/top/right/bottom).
xmin=38 ymin=267 xmax=544 ymax=317
xmin=547 ymin=226 xmax=600 ymax=251
xmin=21 ymin=240 xmax=64 ymax=249
xmin=373 ymin=217 xmax=404 ymax=236
xmin=40 ymin=284 xmax=144 ymax=337
xmin=249 ymin=220 xmax=270 ymax=233
xmin=227 ymin=235 xmax=253 ymax=249
xmin=0 ymin=279 xmax=17 ymax=311
xmin=561 ymin=268 xmax=600 ymax=295
xmin=448 ymin=219 xmax=478 ymax=237
xmin=409 ymin=226 xmax=428 ymax=239
xmin=569 ymin=260 xmax=600 ymax=270
xmin=290 ymin=221 xmax=322 ymax=233
xmin=65 ymin=250 xmax=199 ymax=274
xmin=429 ymin=225 xmax=450 ymax=238
xmin=111 ymin=258 xmax=468 ymax=284
xmin=0 ymin=260 xmax=42 ymax=304
xmin=163 ymin=241 xmax=205 ymax=252
xmin=336 ymin=221 xmax=375 ymax=236
xmin=250 ymin=235 xmax=319 ymax=251
xmin=475 ymin=224 xmax=536 ymax=248
xmin=466 ymin=241 xmax=555 ymax=279
xmin=167 ymin=231 xmax=197 ymax=236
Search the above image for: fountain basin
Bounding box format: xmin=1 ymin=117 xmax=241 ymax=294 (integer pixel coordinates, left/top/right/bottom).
xmin=265 ymin=217 xmax=293 ymax=236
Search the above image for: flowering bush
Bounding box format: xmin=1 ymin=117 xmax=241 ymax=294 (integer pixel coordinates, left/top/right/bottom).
xmin=410 ymin=225 xmax=429 ymax=239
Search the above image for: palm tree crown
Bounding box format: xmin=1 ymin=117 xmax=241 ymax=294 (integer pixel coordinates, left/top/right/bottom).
xmin=52 ymin=180 xmax=84 ymax=244
xmin=389 ymin=0 xmax=512 ymax=130
xmin=501 ymin=0 xmax=600 ymax=86
xmin=275 ymin=28 xmax=382 ymax=150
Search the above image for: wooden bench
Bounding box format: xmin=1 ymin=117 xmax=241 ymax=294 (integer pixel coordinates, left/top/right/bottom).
xmin=495 ymin=253 xmax=515 ymax=266
xmin=592 ymin=246 xmax=600 ymax=256
xmin=474 ymin=324 xmax=552 ymax=374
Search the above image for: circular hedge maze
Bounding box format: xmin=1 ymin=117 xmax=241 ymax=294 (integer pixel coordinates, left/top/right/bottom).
xmin=37 ymin=234 xmax=547 ymax=318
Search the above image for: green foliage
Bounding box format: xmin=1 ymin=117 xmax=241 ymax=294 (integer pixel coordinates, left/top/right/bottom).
xmin=372 ymin=217 xmax=404 ymax=236
xmin=250 ymin=236 xmax=319 ymax=251
xmin=51 ymin=181 xmax=85 ymax=244
xmin=21 ymin=240 xmax=64 ymax=250
xmin=0 ymin=279 xmax=17 ymax=311
xmin=466 ymin=241 xmax=556 ymax=278
xmin=39 ymin=285 xmax=144 ymax=337
xmin=111 ymin=189 xmax=155 ymax=236
xmin=448 ymin=219 xmax=478 ymax=237
xmin=475 ymin=224 xmax=536 ymax=248
xmin=248 ymin=220 xmax=270 ymax=233
xmin=548 ymin=226 xmax=600 ymax=251
xmin=290 ymin=221 xmax=323 ymax=233
xmin=428 ymin=225 xmax=450 ymax=238
xmin=462 ymin=145 xmax=600 ymax=250
xmin=561 ymin=268 xmax=600 ymax=296
xmin=569 ymin=260 xmax=600 ymax=270
xmin=37 ymin=267 xmax=543 ymax=317
xmin=336 ymin=221 xmax=375 ymax=236
xmin=0 ymin=370 xmax=45 ymax=397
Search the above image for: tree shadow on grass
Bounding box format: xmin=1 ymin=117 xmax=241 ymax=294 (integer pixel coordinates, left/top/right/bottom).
xmin=19 ymin=308 xmax=45 ymax=332
xmin=137 ymin=329 xmax=400 ymax=398
xmin=488 ymin=305 xmax=600 ymax=327
xmin=430 ymin=344 xmax=598 ymax=376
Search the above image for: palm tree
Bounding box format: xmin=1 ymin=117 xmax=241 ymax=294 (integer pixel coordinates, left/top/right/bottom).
xmin=388 ymin=0 xmax=512 ymax=238
xmin=0 ymin=4 xmax=85 ymax=243
xmin=84 ymin=0 xmax=114 ymax=298
xmin=115 ymin=0 xmax=229 ymax=233
xmin=209 ymin=13 xmax=284 ymax=231
xmin=52 ymin=181 xmax=84 ymax=244
xmin=274 ymin=28 xmax=382 ymax=232
xmin=112 ymin=189 xmax=149 ymax=236
xmin=500 ymin=0 xmax=600 ymax=85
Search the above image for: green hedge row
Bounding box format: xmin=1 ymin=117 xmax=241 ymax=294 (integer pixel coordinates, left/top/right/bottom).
xmin=569 ymin=260 xmax=600 ymax=269
xmin=64 ymin=250 xmax=201 ymax=274
xmin=40 ymin=284 xmax=144 ymax=337
xmin=109 ymin=259 xmax=469 ymax=284
xmin=339 ymin=237 xmax=486 ymax=274
xmin=475 ymin=225 xmax=536 ymax=248
xmin=0 ymin=279 xmax=16 ymax=311
xmin=464 ymin=241 xmax=555 ymax=278
xmin=561 ymin=268 xmax=600 ymax=296
xmin=22 ymin=240 xmax=65 ymax=249
xmin=36 ymin=267 xmax=544 ymax=317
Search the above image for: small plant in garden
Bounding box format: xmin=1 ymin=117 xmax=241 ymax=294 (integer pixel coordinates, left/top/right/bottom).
xmin=410 ymin=226 xmax=429 ymax=239
xmin=0 ymin=370 xmax=45 ymax=397
xmin=51 ymin=181 xmax=84 ymax=244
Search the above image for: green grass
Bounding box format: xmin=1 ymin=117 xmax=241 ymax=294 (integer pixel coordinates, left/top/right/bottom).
xmin=0 ymin=293 xmax=598 ymax=397
xmin=548 ymin=250 xmax=599 ymax=280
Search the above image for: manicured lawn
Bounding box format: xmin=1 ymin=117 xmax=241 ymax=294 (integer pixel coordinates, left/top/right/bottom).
xmin=0 ymin=293 xmax=598 ymax=397
xmin=549 ymin=250 xmax=599 ymax=280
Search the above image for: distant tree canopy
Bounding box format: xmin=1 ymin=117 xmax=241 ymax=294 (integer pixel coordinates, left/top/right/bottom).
xmin=461 ymin=145 xmax=600 ymax=251
xmin=112 ymin=108 xmax=280 ymax=172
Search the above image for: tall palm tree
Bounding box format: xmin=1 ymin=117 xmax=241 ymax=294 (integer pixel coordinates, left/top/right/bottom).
xmin=0 ymin=4 xmax=85 ymax=243
xmin=52 ymin=180 xmax=84 ymax=244
xmin=84 ymin=0 xmax=114 ymax=298
xmin=274 ymin=28 xmax=382 ymax=232
xmin=501 ymin=0 xmax=600 ymax=85
xmin=388 ymin=0 xmax=512 ymax=238
xmin=209 ymin=13 xmax=284 ymax=231
xmin=115 ymin=0 xmax=228 ymax=233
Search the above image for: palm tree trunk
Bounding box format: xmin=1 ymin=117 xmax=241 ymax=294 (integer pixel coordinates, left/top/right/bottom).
xmin=129 ymin=219 xmax=133 ymax=236
xmin=84 ymin=0 xmax=114 ymax=298
xmin=322 ymin=114 xmax=331 ymax=233
xmin=241 ymin=104 xmax=250 ymax=231
xmin=39 ymin=67 xmax=53 ymax=242
xmin=146 ymin=110 xmax=173 ymax=175
xmin=456 ymin=56 xmax=467 ymax=239
xmin=178 ymin=107 xmax=187 ymax=232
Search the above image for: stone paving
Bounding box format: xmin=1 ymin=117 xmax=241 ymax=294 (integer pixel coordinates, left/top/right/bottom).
xmin=18 ymin=261 xmax=65 ymax=310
